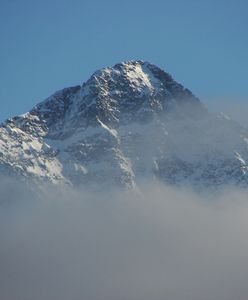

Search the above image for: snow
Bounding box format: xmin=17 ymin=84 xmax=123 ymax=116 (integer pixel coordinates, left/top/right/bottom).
xmin=1 ymin=60 xmax=248 ymax=189
xmin=96 ymin=117 xmax=119 ymax=140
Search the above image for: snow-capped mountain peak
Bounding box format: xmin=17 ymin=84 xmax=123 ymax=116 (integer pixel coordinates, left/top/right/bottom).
xmin=1 ymin=61 xmax=248 ymax=189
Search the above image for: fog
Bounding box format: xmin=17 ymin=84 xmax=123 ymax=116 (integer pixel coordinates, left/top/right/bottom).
xmin=206 ymin=97 xmax=248 ymax=128
xmin=0 ymin=180 xmax=248 ymax=300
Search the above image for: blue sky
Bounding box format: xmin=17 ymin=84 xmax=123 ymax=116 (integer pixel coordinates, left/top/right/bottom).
xmin=0 ymin=0 xmax=247 ymax=123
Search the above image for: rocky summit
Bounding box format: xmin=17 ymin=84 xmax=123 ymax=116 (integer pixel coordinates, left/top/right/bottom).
xmin=1 ymin=60 xmax=248 ymax=189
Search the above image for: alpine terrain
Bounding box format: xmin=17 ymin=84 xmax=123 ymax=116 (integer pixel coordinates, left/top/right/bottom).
xmin=1 ymin=60 xmax=248 ymax=189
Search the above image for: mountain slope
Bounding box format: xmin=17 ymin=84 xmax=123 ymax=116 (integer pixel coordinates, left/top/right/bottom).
xmin=1 ymin=60 xmax=248 ymax=189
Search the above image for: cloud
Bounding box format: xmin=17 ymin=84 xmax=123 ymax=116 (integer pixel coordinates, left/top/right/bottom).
xmin=0 ymin=180 xmax=248 ymax=300
xmin=206 ymin=97 xmax=248 ymax=127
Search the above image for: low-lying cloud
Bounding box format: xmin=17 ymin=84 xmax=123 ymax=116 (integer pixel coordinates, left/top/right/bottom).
xmin=206 ymin=97 xmax=248 ymax=128
xmin=0 ymin=180 xmax=248 ymax=300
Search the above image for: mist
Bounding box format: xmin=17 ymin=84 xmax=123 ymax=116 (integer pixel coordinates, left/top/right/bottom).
xmin=206 ymin=97 xmax=248 ymax=128
xmin=0 ymin=179 xmax=248 ymax=300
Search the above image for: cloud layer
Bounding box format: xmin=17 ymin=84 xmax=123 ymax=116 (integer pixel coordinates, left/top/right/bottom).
xmin=0 ymin=181 xmax=248 ymax=300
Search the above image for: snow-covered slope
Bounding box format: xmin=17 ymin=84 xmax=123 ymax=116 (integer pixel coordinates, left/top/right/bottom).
xmin=1 ymin=60 xmax=248 ymax=189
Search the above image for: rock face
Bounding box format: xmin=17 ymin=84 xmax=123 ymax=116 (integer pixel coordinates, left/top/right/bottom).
xmin=1 ymin=60 xmax=248 ymax=189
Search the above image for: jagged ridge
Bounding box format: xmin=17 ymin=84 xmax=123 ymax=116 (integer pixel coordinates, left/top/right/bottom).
xmin=1 ymin=60 xmax=248 ymax=189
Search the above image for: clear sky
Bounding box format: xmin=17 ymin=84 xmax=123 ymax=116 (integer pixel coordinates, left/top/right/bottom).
xmin=0 ymin=0 xmax=247 ymax=124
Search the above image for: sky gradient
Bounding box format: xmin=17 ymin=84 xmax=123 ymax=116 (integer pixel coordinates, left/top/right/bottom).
xmin=0 ymin=0 xmax=247 ymax=123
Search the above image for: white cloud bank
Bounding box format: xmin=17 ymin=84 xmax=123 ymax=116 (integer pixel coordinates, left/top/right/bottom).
xmin=0 ymin=181 xmax=248 ymax=300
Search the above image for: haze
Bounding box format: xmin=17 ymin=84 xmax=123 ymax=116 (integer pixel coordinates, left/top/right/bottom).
xmin=0 ymin=179 xmax=248 ymax=300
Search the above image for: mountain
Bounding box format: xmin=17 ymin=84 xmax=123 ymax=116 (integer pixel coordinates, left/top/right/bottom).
xmin=1 ymin=60 xmax=248 ymax=190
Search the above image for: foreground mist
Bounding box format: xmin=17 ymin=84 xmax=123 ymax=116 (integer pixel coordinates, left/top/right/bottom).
xmin=0 ymin=180 xmax=248 ymax=300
